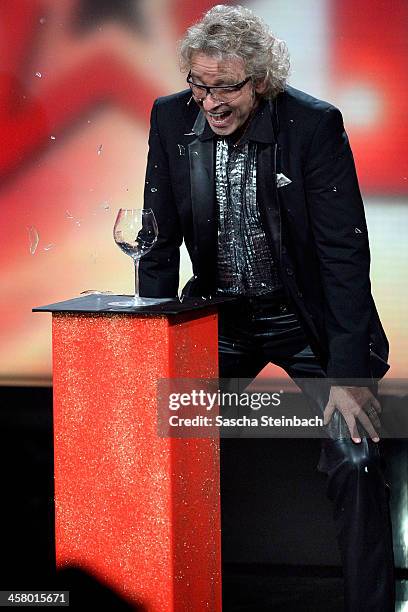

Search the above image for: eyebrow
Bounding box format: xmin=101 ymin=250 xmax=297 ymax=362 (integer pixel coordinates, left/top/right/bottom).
xmin=190 ymin=70 xmax=238 ymax=82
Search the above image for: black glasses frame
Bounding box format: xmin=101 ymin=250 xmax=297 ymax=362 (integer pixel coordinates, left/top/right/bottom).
xmin=186 ymin=71 xmax=251 ymax=99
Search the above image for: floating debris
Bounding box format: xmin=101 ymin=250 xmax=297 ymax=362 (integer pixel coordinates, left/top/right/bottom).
xmin=92 ymin=201 xmax=110 ymax=214
xmin=27 ymin=226 xmax=39 ymax=255
xmin=65 ymin=210 xmax=81 ymax=226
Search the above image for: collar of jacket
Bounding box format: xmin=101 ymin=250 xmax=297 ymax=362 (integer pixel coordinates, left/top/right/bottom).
xmin=191 ymin=96 xmax=277 ymax=144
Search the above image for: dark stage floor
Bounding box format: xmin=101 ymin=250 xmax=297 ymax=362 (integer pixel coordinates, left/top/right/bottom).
xmin=1 ymin=385 xmax=407 ymax=610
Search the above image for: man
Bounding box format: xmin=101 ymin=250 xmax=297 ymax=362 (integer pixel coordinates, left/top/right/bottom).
xmin=139 ymin=5 xmax=395 ymax=610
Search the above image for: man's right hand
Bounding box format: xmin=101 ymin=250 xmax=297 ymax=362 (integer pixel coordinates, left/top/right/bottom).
xmin=323 ymin=385 xmax=381 ymax=443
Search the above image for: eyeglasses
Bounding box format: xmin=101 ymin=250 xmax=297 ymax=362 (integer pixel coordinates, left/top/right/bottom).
xmin=186 ymin=71 xmax=251 ymax=102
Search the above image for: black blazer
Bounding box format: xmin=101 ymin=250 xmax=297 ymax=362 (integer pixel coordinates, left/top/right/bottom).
xmin=139 ymin=85 xmax=389 ymax=380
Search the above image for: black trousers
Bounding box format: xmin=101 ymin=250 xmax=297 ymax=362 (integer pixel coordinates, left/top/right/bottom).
xmin=218 ymin=290 xmax=395 ymax=612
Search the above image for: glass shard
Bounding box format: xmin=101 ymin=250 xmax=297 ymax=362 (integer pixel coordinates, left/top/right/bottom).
xmin=27 ymin=226 xmax=39 ymax=255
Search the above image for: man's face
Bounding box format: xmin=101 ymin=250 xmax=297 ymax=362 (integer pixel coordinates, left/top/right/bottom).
xmin=189 ymin=53 xmax=264 ymax=136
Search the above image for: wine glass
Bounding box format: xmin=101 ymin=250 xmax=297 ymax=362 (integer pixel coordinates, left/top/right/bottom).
xmin=108 ymin=208 xmax=168 ymax=307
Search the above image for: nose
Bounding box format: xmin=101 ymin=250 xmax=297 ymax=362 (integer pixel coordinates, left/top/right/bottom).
xmin=202 ymin=93 xmax=224 ymax=111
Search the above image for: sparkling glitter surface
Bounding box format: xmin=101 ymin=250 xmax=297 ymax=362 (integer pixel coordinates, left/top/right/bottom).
xmin=168 ymin=310 xmax=221 ymax=609
xmin=51 ymin=309 xmax=221 ymax=611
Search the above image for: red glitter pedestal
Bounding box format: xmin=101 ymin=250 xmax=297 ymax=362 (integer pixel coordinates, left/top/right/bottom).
xmin=35 ymin=296 xmax=224 ymax=611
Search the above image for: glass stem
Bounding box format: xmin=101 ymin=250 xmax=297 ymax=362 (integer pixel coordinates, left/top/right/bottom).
xmin=134 ymin=258 xmax=140 ymax=298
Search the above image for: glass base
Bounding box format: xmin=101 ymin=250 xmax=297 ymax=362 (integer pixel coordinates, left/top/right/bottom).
xmin=108 ymin=296 xmax=173 ymax=308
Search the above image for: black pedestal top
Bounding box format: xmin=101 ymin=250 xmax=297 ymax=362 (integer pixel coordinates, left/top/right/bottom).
xmin=33 ymin=294 xmax=237 ymax=315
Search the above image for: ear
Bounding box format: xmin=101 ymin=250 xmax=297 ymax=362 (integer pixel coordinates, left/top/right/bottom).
xmin=254 ymin=77 xmax=268 ymax=95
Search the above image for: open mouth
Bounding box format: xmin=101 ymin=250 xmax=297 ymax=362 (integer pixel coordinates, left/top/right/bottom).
xmin=207 ymin=109 xmax=233 ymax=126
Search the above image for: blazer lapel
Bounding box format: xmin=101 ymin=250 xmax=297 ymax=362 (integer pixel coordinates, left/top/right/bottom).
xmin=252 ymin=99 xmax=281 ymax=262
xmin=188 ymin=111 xmax=217 ymax=283
xmin=257 ymin=142 xmax=281 ymax=262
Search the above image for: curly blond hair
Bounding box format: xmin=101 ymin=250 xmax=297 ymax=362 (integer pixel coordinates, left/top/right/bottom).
xmin=179 ymin=4 xmax=290 ymax=99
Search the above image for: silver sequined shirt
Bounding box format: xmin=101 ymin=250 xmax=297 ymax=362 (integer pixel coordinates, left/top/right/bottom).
xmin=215 ymin=138 xmax=282 ymax=295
